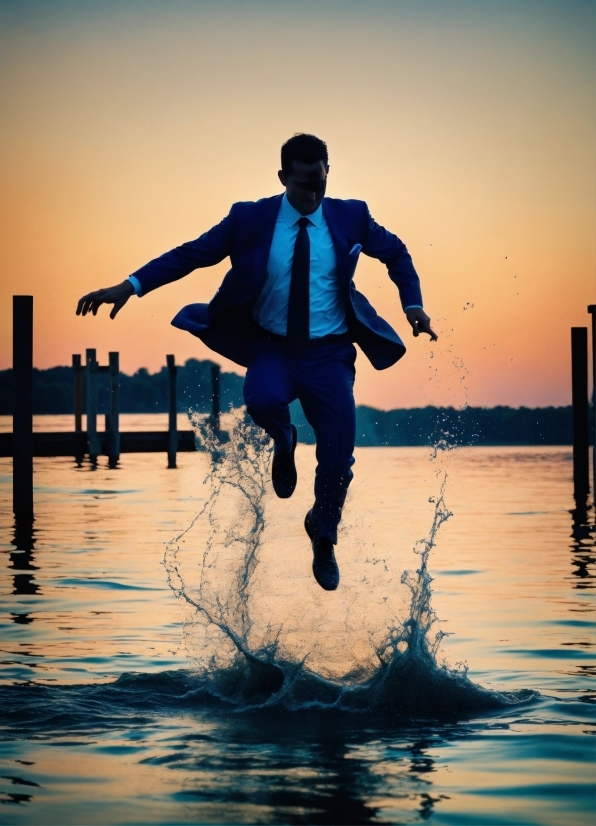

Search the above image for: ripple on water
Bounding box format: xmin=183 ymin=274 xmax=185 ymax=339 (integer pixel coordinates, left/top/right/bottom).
xmin=0 ymin=426 xmax=593 ymax=824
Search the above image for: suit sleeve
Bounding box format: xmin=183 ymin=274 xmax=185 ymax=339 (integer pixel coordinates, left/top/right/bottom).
xmin=361 ymin=206 xmax=423 ymax=311
xmin=129 ymin=208 xmax=235 ymax=296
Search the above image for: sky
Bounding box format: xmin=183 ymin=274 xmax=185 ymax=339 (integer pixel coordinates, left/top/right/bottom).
xmin=0 ymin=0 xmax=594 ymax=410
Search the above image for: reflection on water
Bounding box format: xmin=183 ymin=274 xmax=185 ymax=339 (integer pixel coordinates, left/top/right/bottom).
xmin=10 ymin=518 xmax=38 ymax=599
xmin=0 ymin=424 xmax=594 ymax=824
xmin=571 ymin=495 xmax=595 ymax=590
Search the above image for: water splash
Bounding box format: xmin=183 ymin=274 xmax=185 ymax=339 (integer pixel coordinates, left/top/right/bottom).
xmin=164 ymin=412 xmax=278 ymax=694
xmin=164 ymin=410 xmax=535 ymax=716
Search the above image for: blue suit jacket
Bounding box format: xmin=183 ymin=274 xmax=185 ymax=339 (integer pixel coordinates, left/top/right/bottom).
xmin=130 ymin=194 xmax=423 ymax=370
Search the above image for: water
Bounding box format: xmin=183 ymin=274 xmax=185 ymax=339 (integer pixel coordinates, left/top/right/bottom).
xmin=0 ymin=414 xmax=594 ymax=824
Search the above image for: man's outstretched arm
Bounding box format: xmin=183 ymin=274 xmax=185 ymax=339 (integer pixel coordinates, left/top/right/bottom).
xmin=362 ymin=206 xmax=438 ymax=341
xmin=76 ymin=208 xmax=235 ymax=319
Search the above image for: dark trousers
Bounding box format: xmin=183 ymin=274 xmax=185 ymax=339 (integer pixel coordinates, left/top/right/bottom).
xmin=243 ymin=339 xmax=357 ymax=544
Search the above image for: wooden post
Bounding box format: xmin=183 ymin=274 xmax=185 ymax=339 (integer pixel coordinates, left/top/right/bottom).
xmin=572 ymin=327 xmax=589 ymax=499
xmin=167 ymin=355 xmax=177 ymax=468
xmin=12 ymin=296 xmax=34 ymax=519
xmin=588 ymin=306 xmax=596 ymax=498
xmin=108 ymin=352 xmax=120 ymax=468
xmin=72 ymin=354 xmax=84 ymax=465
xmin=72 ymin=354 xmax=83 ymax=432
xmin=211 ymin=364 xmax=220 ymax=433
xmin=86 ymin=348 xmax=99 ymax=464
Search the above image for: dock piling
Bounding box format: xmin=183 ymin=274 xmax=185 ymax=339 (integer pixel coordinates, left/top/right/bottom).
xmin=72 ymin=354 xmax=84 ymax=464
xmin=72 ymin=354 xmax=83 ymax=432
xmin=86 ymin=348 xmax=99 ymax=464
xmin=167 ymin=355 xmax=177 ymax=468
xmin=108 ymin=352 xmax=120 ymax=467
xmin=571 ymin=327 xmax=590 ymax=500
xmin=12 ymin=296 xmax=34 ymax=519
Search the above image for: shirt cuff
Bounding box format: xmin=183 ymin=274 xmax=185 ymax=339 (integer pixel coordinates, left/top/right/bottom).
xmin=404 ymin=304 xmax=422 ymax=311
xmin=127 ymin=275 xmax=142 ymax=296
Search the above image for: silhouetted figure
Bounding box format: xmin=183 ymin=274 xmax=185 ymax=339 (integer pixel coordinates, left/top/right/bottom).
xmin=77 ymin=134 xmax=436 ymax=590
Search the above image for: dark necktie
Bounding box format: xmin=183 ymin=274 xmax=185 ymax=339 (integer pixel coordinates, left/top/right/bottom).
xmin=286 ymin=216 xmax=310 ymax=349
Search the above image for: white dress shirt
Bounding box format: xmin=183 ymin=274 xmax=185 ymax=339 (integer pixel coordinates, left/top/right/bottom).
xmin=253 ymin=194 xmax=347 ymax=337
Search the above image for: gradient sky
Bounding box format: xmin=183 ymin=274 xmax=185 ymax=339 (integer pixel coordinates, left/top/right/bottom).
xmin=1 ymin=0 xmax=594 ymax=409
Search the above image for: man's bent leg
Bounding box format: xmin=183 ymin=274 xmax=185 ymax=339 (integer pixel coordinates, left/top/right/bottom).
xmin=243 ymin=342 xmax=297 ymax=451
xmin=297 ymin=343 xmax=357 ymax=544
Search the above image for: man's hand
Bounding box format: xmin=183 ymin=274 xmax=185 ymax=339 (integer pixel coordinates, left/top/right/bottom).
xmin=405 ymin=308 xmax=438 ymax=341
xmin=76 ymin=280 xmax=134 ymax=320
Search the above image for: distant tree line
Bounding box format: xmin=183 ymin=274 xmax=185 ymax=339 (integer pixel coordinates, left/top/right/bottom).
xmin=0 ymin=359 xmax=592 ymax=446
xmin=347 ymin=404 xmax=584 ymax=448
xmin=0 ymin=358 xmax=244 ymax=416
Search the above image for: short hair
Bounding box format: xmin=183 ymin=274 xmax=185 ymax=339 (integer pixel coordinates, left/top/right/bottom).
xmin=281 ymin=133 xmax=328 ymax=173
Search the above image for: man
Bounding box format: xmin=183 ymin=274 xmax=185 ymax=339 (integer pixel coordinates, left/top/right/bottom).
xmin=77 ymin=133 xmax=437 ymax=592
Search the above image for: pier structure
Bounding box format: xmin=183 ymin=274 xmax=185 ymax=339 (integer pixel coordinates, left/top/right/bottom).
xmin=6 ymin=295 xmax=222 ymax=517
xmin=571 ymin=306 xmax=595 ymax=503
xmin=12 ymin=296 xmax=33 ymax=520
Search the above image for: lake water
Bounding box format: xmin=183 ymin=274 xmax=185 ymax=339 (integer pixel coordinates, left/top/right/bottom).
xmin=0 ymin=414 xmax=594 ymax=825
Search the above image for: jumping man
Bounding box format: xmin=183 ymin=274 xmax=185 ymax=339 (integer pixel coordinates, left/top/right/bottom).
xmin=77 ymin=133 xmax=437 ymax=592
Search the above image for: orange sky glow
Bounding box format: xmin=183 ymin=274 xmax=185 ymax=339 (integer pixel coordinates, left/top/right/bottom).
xmin=1 ymin=0 xmax=594 ymax=409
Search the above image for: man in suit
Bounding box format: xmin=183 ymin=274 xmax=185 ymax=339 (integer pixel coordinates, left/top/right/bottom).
xmin=77 ymin=133 xmax=437 ymax=592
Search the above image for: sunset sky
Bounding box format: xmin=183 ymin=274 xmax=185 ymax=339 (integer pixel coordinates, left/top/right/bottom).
xmin=0 ymin=0 xmax=594 ymax=410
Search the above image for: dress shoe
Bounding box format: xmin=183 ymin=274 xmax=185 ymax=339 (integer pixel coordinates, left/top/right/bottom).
xmin=304 ymin=510 xmax=340 ymax=591
xmin=271 ymin=424 xmax=298 ymax=498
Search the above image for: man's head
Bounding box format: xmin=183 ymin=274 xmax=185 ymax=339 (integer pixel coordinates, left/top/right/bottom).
xmin=279 ymin=133 xmax=329 ymax=215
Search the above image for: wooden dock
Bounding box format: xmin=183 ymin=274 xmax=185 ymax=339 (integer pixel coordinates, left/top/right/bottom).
xmin=0 ymin=428 xmax=198 ymax=458
xmin=8 ymin=295 xmax=220 ymax=518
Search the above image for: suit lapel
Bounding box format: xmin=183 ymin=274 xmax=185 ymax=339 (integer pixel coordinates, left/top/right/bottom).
xmin=322 ymin=199 xmax=351 ymax=285
xmin=253 ymin=194 xmax=283 ymax=289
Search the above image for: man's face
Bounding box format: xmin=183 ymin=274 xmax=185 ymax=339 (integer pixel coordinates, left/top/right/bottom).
xmin=278 ymin=160 xmax=328 ymax=215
